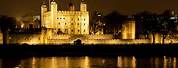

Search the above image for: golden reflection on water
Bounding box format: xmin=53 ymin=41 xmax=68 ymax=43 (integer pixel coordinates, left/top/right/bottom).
xmin=18 ymin=56 xmax=90 ymax=68
xmin=173 ymin=57 xmax=176 ymax=68
xmin=117 ymin=56 xmax=136 ymax=68
xmin=1 ymin=56 xmax=178 ymax=68
xmin=32 ymin=57 xmax=36 ymax=68
xmin=163 ymin=56 xmax=177 ymax=68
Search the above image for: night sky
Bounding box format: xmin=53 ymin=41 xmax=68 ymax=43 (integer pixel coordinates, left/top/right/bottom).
xmin=0 ymin=0 xmax=178 ymax=17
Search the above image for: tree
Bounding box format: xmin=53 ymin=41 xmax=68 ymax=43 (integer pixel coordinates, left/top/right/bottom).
xmin=104 ymin=11 xmax=126 ymax=34
xmin=0 ymin=16 xmax=16 ymax=45
xmin=134 ymin=11 xmax=160 ymax=43
xmin=159 ymin=10 xmax=178 ymax=44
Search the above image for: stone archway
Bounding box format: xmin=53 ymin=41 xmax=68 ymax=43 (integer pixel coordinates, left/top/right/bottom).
xmin=70 ymin=35 xmax=87 ymax=44
xmin=73 ymin=38 xmax=82 ymax=45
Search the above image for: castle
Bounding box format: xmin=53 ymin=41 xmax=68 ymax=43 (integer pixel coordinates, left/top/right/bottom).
xmin=17 ymin=0 xmax=142 ymax=44
xmin=41 ymin=0 xmax=89 ymax=34
xmin=6 ymin=0 xmax=177 ymax=45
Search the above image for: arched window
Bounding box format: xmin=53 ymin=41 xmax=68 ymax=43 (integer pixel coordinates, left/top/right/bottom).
xmin=78 ymin=30 xmax=80 ymax=32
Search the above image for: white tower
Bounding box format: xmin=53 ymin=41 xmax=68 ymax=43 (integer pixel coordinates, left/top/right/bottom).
xmin=50 ymin=0 xmax=58 ymax=28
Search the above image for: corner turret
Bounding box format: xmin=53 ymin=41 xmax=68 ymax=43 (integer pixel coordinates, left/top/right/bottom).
xmin=41 ymin=1 xmax=48 ymax=27
xmin=80 ymin=0 xmax=87 ymax=11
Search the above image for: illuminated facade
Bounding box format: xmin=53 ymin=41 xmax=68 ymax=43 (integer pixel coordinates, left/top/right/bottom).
xmin=41 ymin=0 xmax=89 ymax=34
xmin=4 ymin=1 xmax=178 ymax=45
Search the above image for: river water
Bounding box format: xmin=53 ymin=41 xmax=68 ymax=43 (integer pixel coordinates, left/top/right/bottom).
xmin=0 ymin=56 xmax=177 ymax=68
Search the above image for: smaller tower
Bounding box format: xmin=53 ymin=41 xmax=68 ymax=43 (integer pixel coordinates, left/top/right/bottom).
xmin=122 ymin=16 xmax=135 ymax=39
xmin=80 ymin=0 xmax=87 ymax=11
xmin=41 ymin=2 xmax=48 ymax=27
xmin=69 ymin=3 xmax=75 ymax=11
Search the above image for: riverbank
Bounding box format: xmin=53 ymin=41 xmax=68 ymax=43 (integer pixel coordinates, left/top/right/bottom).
xmin=0 ymin=44 xmax=178 ymax=57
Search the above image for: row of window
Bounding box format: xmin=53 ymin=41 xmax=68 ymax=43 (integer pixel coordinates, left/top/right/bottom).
xmin=59 ymin=23 xmax=86 ymax=26
xmin=64 ymin=29 xmax=86 ymax=32
xmin=57 ymin=17 xmax=86 ymax=21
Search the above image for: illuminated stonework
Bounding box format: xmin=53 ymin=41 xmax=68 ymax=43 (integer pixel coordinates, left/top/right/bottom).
xmin=122 ymin=20 xmax=135 ymax=39
xmin=3 ymin=1 xmax=178 ymax=45
xmin=41 ymin=0 xmax=89 ymax=34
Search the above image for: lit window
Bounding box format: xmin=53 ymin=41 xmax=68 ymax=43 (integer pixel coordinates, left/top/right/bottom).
xmin=170 ymin=17 xmax=176 ymax=20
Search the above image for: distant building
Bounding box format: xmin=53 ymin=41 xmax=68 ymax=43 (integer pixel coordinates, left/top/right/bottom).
xmin=17 ymin=15 xmax=40 ymax=29
xmin=92 ymin=11 xmax=105 ymax=35
xmin=41 ymin=0 xmax=89 ymax=34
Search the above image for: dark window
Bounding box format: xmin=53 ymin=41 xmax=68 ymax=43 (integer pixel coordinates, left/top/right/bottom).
xmin=65 ymin=23 xmax=67 ymax=25
xmin=71 ymin=23 xmax=73 ymax=25
xmin=84 ymin=30 xmax=85 ymax=32
xmin=78 ymin=23 xmax=79 ymax=25
xmin=78 ymin=18 xmax=79 ymax=21
xmin=58 ymin=29 xmax=61 ymax=31
xmin=84 ymin=23 xmax=85 ymax=25
xmin=84 ymin=19 xmax=85 ymax=21
xmin=71 ymin=30 xmax=73 ymax=32
xmin=59 ymin=22 xmax=60 ymax=25
xmin=78 ymin=30 xmax=80 ymax=32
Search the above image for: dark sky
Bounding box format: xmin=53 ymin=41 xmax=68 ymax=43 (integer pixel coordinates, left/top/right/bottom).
xmin=0 ymin=0 xmax=178 ymax=17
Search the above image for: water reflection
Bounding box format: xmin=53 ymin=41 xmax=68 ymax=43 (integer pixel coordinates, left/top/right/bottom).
xmin=117 ymin=56 xmax=136 ymax=68
xmin=0 ymin=56 xmax=177 ymax=68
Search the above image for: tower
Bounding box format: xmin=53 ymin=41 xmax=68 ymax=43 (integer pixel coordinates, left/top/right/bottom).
xmin=122 ymin=16 xmax=135 ymax=39
xmin=69 ymin=3 xmax=75 ymax=11
xmin=79 ymin=0 xmax=89 ymax=34
xmin=80 ymin=0 xmax=87 ymax=11
xmin=50 ymin=0 xmax=58 ymax=28
xmin=41 ymin=2 xmax=48 ymax=27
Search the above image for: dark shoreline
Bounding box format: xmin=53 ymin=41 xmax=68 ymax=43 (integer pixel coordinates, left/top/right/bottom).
xmin=0 ymin=44 xmax=178 ymax=58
